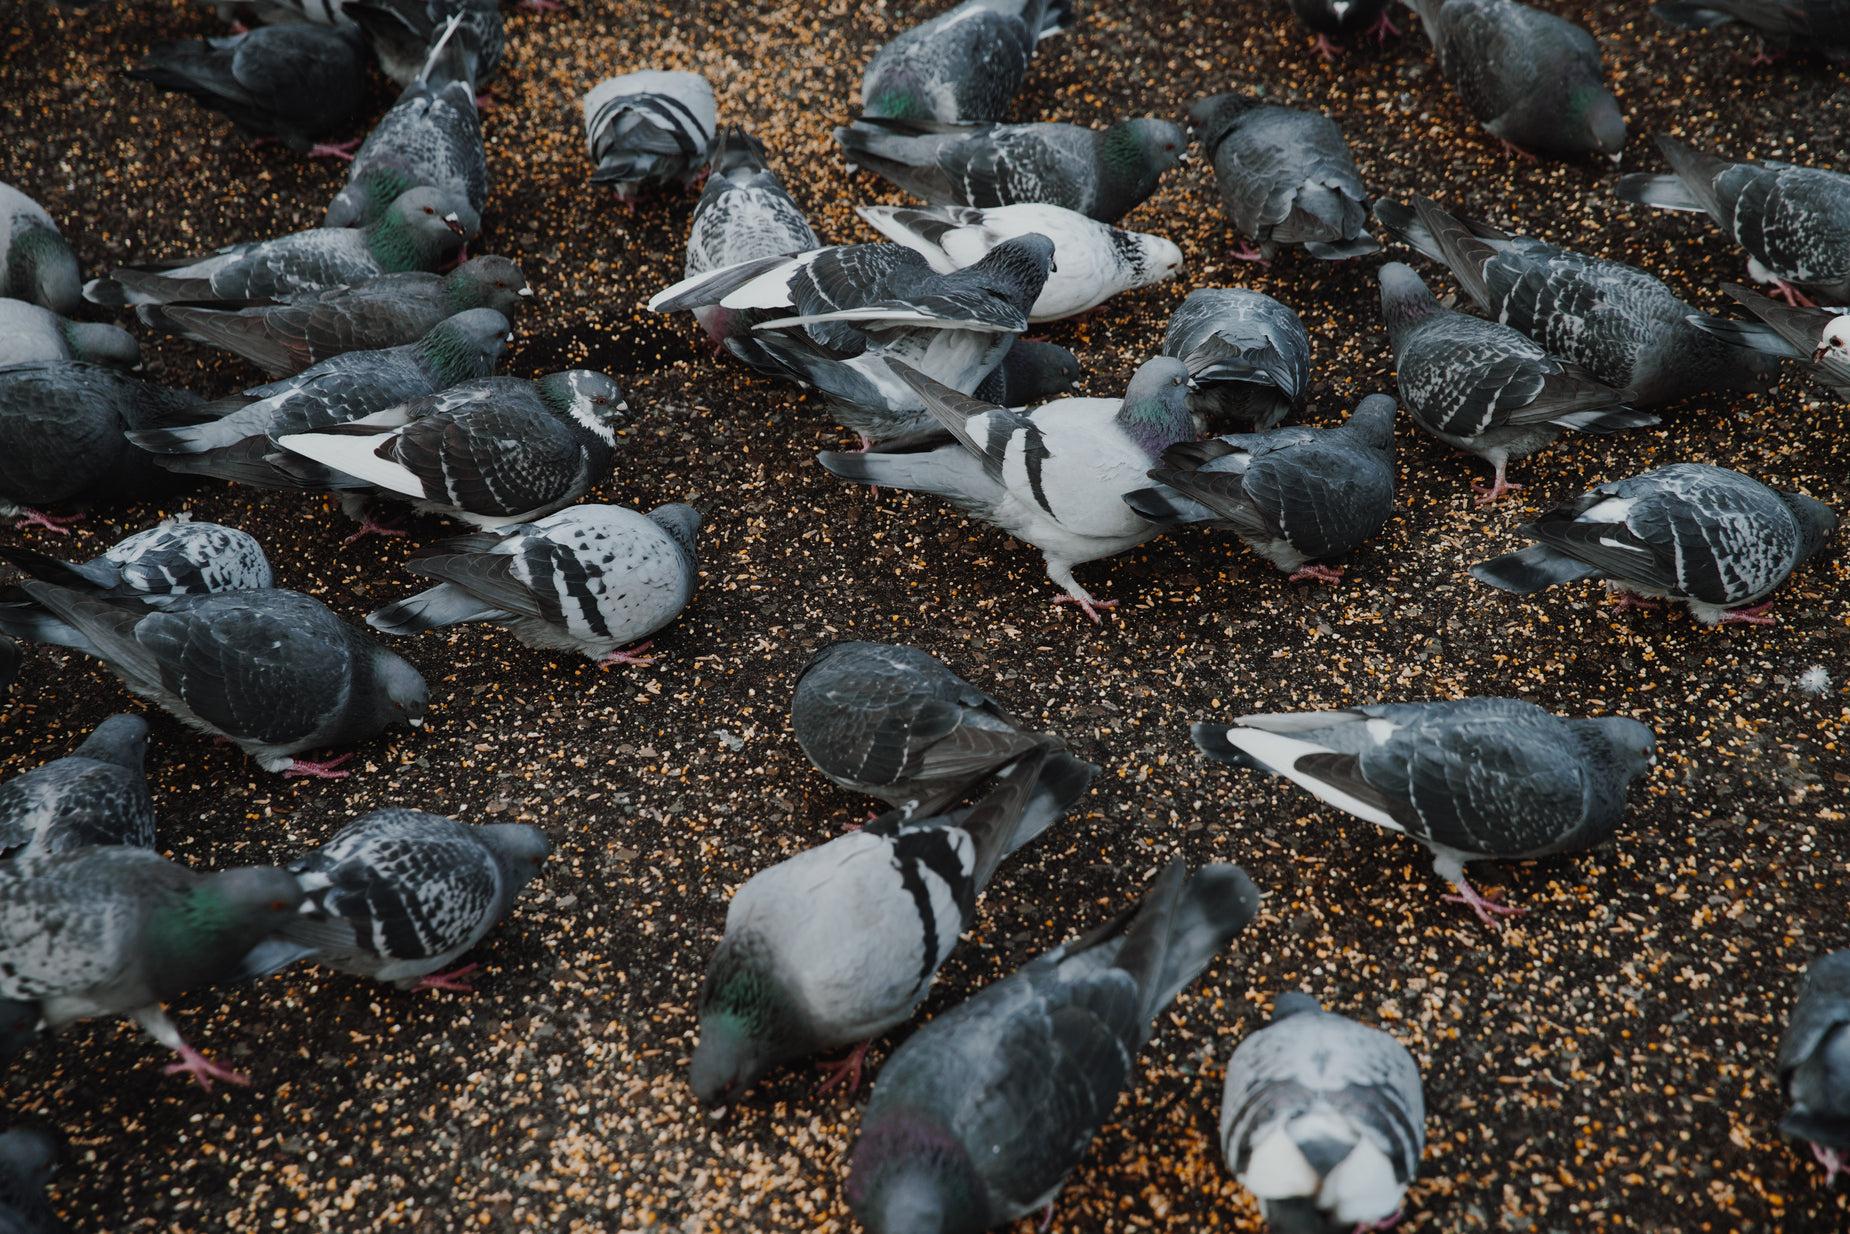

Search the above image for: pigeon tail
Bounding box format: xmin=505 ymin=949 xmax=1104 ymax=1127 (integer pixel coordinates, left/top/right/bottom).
xmin=1613 ymin=172 xmax=1706 ymax=213
xmin=996 ymin=748 xmax=1099 ymax=862
xmin=1468 ymin=543 xmax=1601 ymax=595
xmin=366 ymin=584 xmax=513 ymax=635
xmin=1108 ymin=859 xmax=1261 ymax=1032
xmin=221 ymin=936 xmax=320 ymax=984
xmin=1120 ymin=484 xmax=1218 ymax=526
xmin=0 ymin=547 xmax=122 ymax=592
xmin=1188 ymin=721 xmax=1269 ymax=772
xmin=816 ymin=448 xmax=1001 ymax=512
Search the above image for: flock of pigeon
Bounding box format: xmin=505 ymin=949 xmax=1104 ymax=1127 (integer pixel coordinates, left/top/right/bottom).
xmin=0 ymin=0 xmax=1845 ymax=1228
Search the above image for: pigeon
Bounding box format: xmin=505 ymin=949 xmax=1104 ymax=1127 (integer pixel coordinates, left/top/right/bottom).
xmin=1377 ymin=259 xmax=1654 ymax=502
xmin=83 ymin=185 xmax=478 ymax=307
xmin=689 ymin=745 xmax=1098 ymax=1106
xmin=1373 ymin=195 xmax=1785 ymax=406
xmin=583 ymin=70 xmax=717 ymax=206
xmin=860 ymin=0 xmax=1074 ymax=124
xmin=846 ymin=858 xmax=1261 ymax=1233
xmin=856 ymin=202 xmax=1184 ymax=321
xmin=1191 ymin=698 xmax=1656 ymax=924
xmin=1289 ymin=0 xmax=1401 ymax=59
xmin=1190 ymin=93 xmax=1379 ymax=262
xmin=1403 ymin=0 xmax=1625 ymax=160
xmin=1123 ymin=393 xmax=1397 ymax=584
xmin=1468 ymin=463 xmax=1837 ymax=625
xmin=137 ymin=256 xmax=530 ymax=378
xmin=0 ymin=584 xmax=429 ymax=777
xmin=1650 ymin=0 xmax=1850 ymax=62
xmin=198 ymin=0 xmax=353 ymax=24
xmin=819 ymin=357 xmax=1198 ymax=620
xmin=971 ymin=339 xmax=1080 ymax=405
xmin=1776 ymin=949 xmax=1850 ymax=1185
xmin=0 ymin=1127 xmax=60 ymax=1233
xmin=833 ymin=116 xmax=1187 ymax=224
xmin=0 ymin=181 xmax=81 ymax=316
xmin=1161 ymin=287 xmax=1311 ymax=429
xmin=124 ymin=22 xmax=370 ymax=157
xmin=0 ymin=714 xmax=155 ymax=860
xmin=1615 ymin=136 xmax=1850 ymax=306
xmin=1220 ymin=993 xmax=1426 ymax=1234
xmin=0 ymin=518 xmax=273 ymax=601
xmin=790 ymin=640 xmax=1053 ymax=818
xmin=1691 ymin=284 xmax=1850 ymax=399
xmin=0 ymin=299 xmax=140 ymax=369
xmin=364 ymin=503 xmax=700 ymax=665
xmin=344 ymin=0 xmax=503 ymax=88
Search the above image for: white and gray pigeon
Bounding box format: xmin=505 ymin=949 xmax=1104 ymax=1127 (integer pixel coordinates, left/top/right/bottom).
xmin=971 ymin=339 xmax=1080 ymax=406
xmin=1776 ymin=949 xmax=1850 ymax=1185
xmin=0 ymin=845 xmax=304 ymax=1088
xmin=860 ymin=0 xmax=1073 ymax=124
xmin=364 ymin=502 xmax=700 ymax=666
xmin=1289 ymin=0 xmax=1400 ymax=59
xmin=0 ymin=714 xmax=155 ymax=860
xmin=0 ymin=298 xmax=139 ymax=370
xmin=1161 ymin=287 xmax=1311 ymax=429
xmin=817 ymin=357 xmax=1199 ymax=621
xmin=1693 ymin=284 xmax=1850 ymax=400
xmin=689 ymin=745 xmax=1098 ymax=1106
xmin=344 ymin=0 xmax=503 ymax=89
xmin=0 ymin=584 xmax=429 ymax=778
xmin=1470 ymin=463 xmax=1836 ymax=624
xmin=1123 ymin=393 xmax=1397 ymax=584
xmin=1616 ymin=135 xmax=1850 ymax=306
xmin=0 ymin=181 xmax=81 ymax=316
xmin=1374 ymin=195 xmax=1786 ymax=406
xmin=1190 ymin=93 xmax=1379 ymax=262
xmin=1378 ymin=258 xmax=1654 ymax=503
xmin=1220 ymin=992 xmax=1426 ymax=1234
xmin=0 ymin=517 xmax=273 ymax=602
xmin=846 ymin=858 xmax=1261 ymax=1233
xmin=1191 ymin=698 xmax=1657 ymax=925
xmin=1650 ymin=0 xmax=1850 ymax=62
xmin=834 ymin=116 xmax=1186 ymax=224
xmin=583 ymin=70 xmax=716 ymax=206
xmin=0 ymin=1127 xmax=60 ymax=1233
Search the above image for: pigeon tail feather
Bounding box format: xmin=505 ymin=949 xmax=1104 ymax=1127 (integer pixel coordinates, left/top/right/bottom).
xmin=1469 ymin=543 xmax=1600 ymax=594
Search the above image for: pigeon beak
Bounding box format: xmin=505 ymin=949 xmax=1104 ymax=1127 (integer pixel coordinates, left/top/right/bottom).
xmin=408 ymin=717 xmax=425 ymax=729
xmin=1176 ymin=150 xmax=1193 ymax=164
xmin=1184 ymin=376 xmax=1200 ymax=391
xmin=442 ymin=212 xmax=466 ymax=235
xmin=517 ymin=287 xmax=534 ymax=297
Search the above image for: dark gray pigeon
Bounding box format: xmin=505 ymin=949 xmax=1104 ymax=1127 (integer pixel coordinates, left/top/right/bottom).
xmin=1374 ymin=195 xmax=1785 ymax=406
xmin=1650 ymin=0 xmax=1850 ymax=62
xmin=971 ymin=339 xmax=1079 ymax=405
xmin=0 ymin=517 xmax=273 ymax=601
xmin=0 ymin=1127 xmax=60 ymax=1233
xmin=1123 ymin=393 xmax=1397 ymax=584
xmin=1289 ymin=0 xmax=1400 ymax=59
xmin=344 ymin=0 xmax=503 ymax=88
xmin=0 ymin=299 xmax=139 ymax=369
xmin=1692 ymin=284 xmax=1850 ymax=399
xmin=364 ymin=502 xmax=700 ymax=665
xmin=0 ymin=584 xmax=429 ymax=778
xmin=1161 ymin=286 xmax=1311 ymax=429
xmin=690 ymin=746 xmax=1098 ymax=1106
xmin=1378 ymin=260 xmax=1653 ymax=502
xmin=1469 ymin=463 xmax=1836 ymax=625
xmin=0 ymin=714 xmax=154 ymax=860
xmin=1220 ymin=992 xmax=1425 ymax=1234
xmin=860 ymin=0 xmax=1073 ymax=124
xmin=0 ymin=181 xmax=81 ymax=316
xmin=1777 ymin=950 xmax=1850 ymax=1186
xmin=1190 ymin=93 xmax=1379 ymax=262
xmin=1192 ymin=698 xmax=1656 ymax=924
xmin=846 ymin=858 xmax=1260 ymax=1233
xmin=583 ymin=70 xmax=717 ymax=207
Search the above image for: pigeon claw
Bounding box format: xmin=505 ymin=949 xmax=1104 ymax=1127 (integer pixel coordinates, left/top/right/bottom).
xmin=283 ymin=753 xmax=356 ymax=780
xmin=163 ymin=1043 xmax=252 ymax=1092
xmin=1607 ymin=589 xmax=1663 ymax=614
xmin=1370 ymin=10 xmax=1401 ymax=40
xmin=1471 ymin=467 xmax=1522 ymax=504
xmin=1288 ymin=563 xmax=1345 ymax=584
xmin=519 ymin=0 xmax=563 ymax=9
xmin=1355 ymin=1211 xmax=1404 ymax=1233
xmin=1053 ymin=594 xmax=1117 ymax=624
xmin=343 ymin=513 xmax=408 ymax=543
xmin=1717 ymin=600 xmax=1777 ymax=625
xmin=814 ymin=1039 xmax=873 ymax=1097
xmin=1227 ymin=241 xmax=1272 ymax=267
xmin=1769 ymin=279 xmax=1817 ymax=308
xmin=1498 ymin=138 xmax=1542 ymax=162
xmin=598 ymin=641 xmax=656 ymax=668
xmin=1442 ymin=880 xmax=1528 ymax=928
xmin=14 ymin=507 xmax=83 ymax=535
xmin=1812 ymin=1142 xmax=1846 ymax=1186
xmin=305 ymin=138 xmax=362 ymax=162
xmin=1312 ymin=33 xmax=1339 ymax=60
xmin=413 ymin=963 xmax=480 ymax=994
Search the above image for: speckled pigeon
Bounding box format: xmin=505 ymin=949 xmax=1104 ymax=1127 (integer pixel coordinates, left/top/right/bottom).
xmin=1161 ymin=286 xmax=1310 ymax=429
xmin=1777 ymin=949 xmax=1850 ymax=1185
xmin=583 ymin=70 xmax=716 ymax=206
xmin=0 ymin=517 xmax=273 ymax=601
xmin=0 ymin=1127 xmax=60 ymax=1232
xmin=846 ymin=858 xmax=1260 ymax=1233
xmin=1192 ymin=699 xmax=1656 ymax=924
xmin=971 ymin=339 xmax=1080 ymax=406
xmin=0 ymin=181 xmax=81 ymax=315
xmin=0 ymin=299 xmax=139 ymax=369
xmin=1289 ymin=0 xmax=1400 ymax=58
xmin=860 ymin=0 xmax=1073 ymax=124
xmin=1650 ymin=0 xmax=1850 ymax=62
xmin=0 ymin=714 xmax=154 ymax=860
xmin=1693 ymin=284 xmax=1850 ymax=399
xmin=345 ymin=0 xmax=503 ymax=88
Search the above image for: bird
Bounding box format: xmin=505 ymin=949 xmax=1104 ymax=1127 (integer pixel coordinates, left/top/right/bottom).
xmin=0 ymin=1127 xmax=61 ymax=1233
xmin=1649 ymin=0 xmax=1850 ymax=62
xmin=971 ymin=338 xmax=1080 ymax=405
xmin=1161 ymin=286 xmax=1311 ymax=429
xmin=0 ymin=298 xmax=140 ymax=369
xmin=583 ymin=70 xmax=717 ymax=207
xmin=0 ymin=584 xmax=429 ymax=778
xmin=343 ymin=0 xmax=503 ymax=89
xmin=860 ymin=0 xmax=1073 ymax=124
xmin=0 ymin=714 xmax=155 ymax=860
xmin=0 ymin=181 xmax=81 ymax=315
xmin=1191 ymin=698 xmax=1657 ymax=924
xmin=196 ymin=0 xmax=353 ymax=26
xmin=0 ymin=517 xmax=274 ymax=601
xmin=1377 ymin=259 xmax=1654 ymax=502
xmin=364 ymin=503 xmax=701 ymax=666
xmin=690 ymin=745 xmax=1098 ymax=1106
xmin=1190 ymin=93 xmax=1380 ymax=262
xmin=817 ymin=357 xmax=1200 ymax=621
xmin=1288 ymin=0 xmax=1401 ymax=59
xmin=833 ymin=116 xmax=1187 ymax=224
xmin=1776 ymin=949 xmax=1850 ymax=1185
xmin=1123 ymin=393 xmax=1398 ymax=584
xmin=1220 ymin=992 xmax=1426 ymax=1234
xmin=845 ymin=858 xmax=1260 ymax=1233
xmin=1690 ymin=284 xmax=1850 ymax=399
xmin=1468 ymin=463 xmax=1836 ymax=625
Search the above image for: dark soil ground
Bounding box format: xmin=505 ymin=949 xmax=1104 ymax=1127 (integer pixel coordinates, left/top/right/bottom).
xmin=1 ymin=0 xmax=1847 ymax=1230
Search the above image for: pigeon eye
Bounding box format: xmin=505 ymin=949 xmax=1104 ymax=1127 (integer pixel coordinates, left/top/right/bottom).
xmin=496 ymin=281 xmax=506 ymax=288
xmin=594 ymin=396 xmax=608 ymax=404
xmin=423 ymin=206 xmax=435 ymax=215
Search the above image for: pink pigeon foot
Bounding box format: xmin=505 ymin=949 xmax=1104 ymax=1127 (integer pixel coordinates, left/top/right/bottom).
xmin=1770 ymin=279 xmax=1817 ymax=308
xmin=1289 ymin=563 xmax=1345 ymax=584
xmin=841 ymin=809 xmax=882 ymax=834
xmin=1471 ymin=465 xmax=1522 ymax=504
xmin=1053 ymin=594 xmax=1117 ymax=624
xmin=1313 ymin=33 xmax=1339 ymax=59
xmin=305 ymin=138 xmax=361 ymax=161
xmin=815 ymin=1038 xmax=873 ymax=1097
xmin=1228 ymin=241 xmax=1272 ymax=266
xmin=413 ymin=963 xmax=480 ymax=993
xmin=344 ymin=513 xmax=407 ymax=543
xmin=1749 ymin=46 xmax=1787 ymax=66
xmin=283 ymin=753 xmax=355 ymax=780
xmin=520 ymin=0 xmax=562 ymax=9
xmin=1607 ymin=589 xmax=1663 ymax=613
xmin=1812 ymin=1142 xmax=1845 ymax=1185
xmin=598 ymin=640 xmax=656 ymax=667
xmin=1355 ymin=1211 xmax=1404 ymax=1233
xmin=1370 ymin=10 xmax=1401 ymax=40
xmin=1442 ymin=878 xmax=1528 ymax=928
xmin=13 ymin=508 xmax=82 ymax=534
xmin=475 ymin=93 xmax=498 ymax=110
xmin=1038 ymin=1201 xmax=1056 ymax=1231
xmin=1499 ymin=138 xmax=1541 ymax=162
xmin=163 ymin=1043 xmax=251 ymax=1092
xmin=1717 ymin=600 xmax=1777 ymax=625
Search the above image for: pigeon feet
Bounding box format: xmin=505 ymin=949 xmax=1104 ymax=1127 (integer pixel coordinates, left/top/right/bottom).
xmin=1607 ymin=589 xmax=1663 ymax=613
xmin=1717 ymin=601 xmax=1777 ymax=625
xmin=840 ymin=809 xmax=881 ymax=833
xmin=1812 ymin=1142 xmax=1845 ymax=1185
xmin=1749 ymin=45 xmax=1787 ymax=66
xmin=1288 ymin=563 xmax=1345 ymax=584
xmin=1471 ymin=471 xmax=1523 ymax=504
xmin=1312 ymin=33 xmax=1339 ymax=60
xmin=1498 ymin=138 xmax=1541 ymax=162
xmin=343 ymin=513 xmax=408 ymax=543
xmin=1370 ymin=10 xmax=1401 ymax=40
xmin=814 ymin=1039 xmax=873 ymax=1097
xmin=1227 ymin=241 xmax=1272 ymax=266
xmin=1053 ymin=593 xmax=1118 ymax=624
xmin=413 ymin=963 xmax=480 ymax=993
xmin=13 ymin=508 xmax=83 ymax=535
xmin=163 ymin=1043 xmax=251 ymax=1092
xmin=598 ymin=640 xmax=656 ymax=668
xmin=1769 ymin=279 xmax=1817 ymax=308
xmin=1442 ymin=880 xmax=1528 ymax=928
xmin=283 ymin=753 xmax=356 ymax=780
xmin=305 ymin=138 xmax=362 ymax=161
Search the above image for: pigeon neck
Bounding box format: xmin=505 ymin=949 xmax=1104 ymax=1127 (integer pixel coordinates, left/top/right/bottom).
xmin=417 ymin=324 xmax=490 ymax=385
xmin=847 ymin=1110 xmax=991 ymax=1234
xmin=141 ymin=885 xmax=264 ymax=999
xmin=11 ymin=227 xmax=79 ymax=315
xmin=371 ymin=210 xmax=447 ymax=274
xmin=351 ymin=167 xmax=417 ymax=230
xmin=1096 ymin=124 xmax=1163 ymax=219
xmin=1117 ymin=397 xmax=1195 ymax=460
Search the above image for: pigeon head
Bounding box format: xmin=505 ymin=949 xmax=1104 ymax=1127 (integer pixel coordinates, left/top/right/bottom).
xmin=63 ymin=321 xmax=141 ymax=370
xmin=143 ymin=866 xmax=307 ymax=999
xmin=1781 ymin=491 xmax=1837 ymax=564
xmin=539 ymin=370 xmax=628 ymax=443
xmin=1815 ymin=314 xmax=1850 ymax=365
xmin=1270 ymin=991 xmax=1323 ymax=1022
xmin=1122 ymin=230 xmax=1186 ymax=287
xmin=10 ymin=225 xmax=82 ymax=316
xmin=374 ymin=187 xmax=479 ymax=271
xmin=967 ymin=232 xmax=1056 ymax=309
xmin=977 ymin=340 xmax=1081 ymax=406
xmin=417 ymin=308 xmax=512 ymax=384
xmin=1343 ymin=394 xmax=1399 ymax=452
xmin=847 ymin=1109 xmax=993 ymax=1234
xmin=445 ymin=256 xmax=533 ymax=321
xmin=478 ymin=822 xmax=551 ymax=890
xmin=1565 ymin=84 xmax=1626 ymax=159
xmin=1376 ymin=262 xmax=1442 ymax=346
xmin=74 ymin=713 xmax=151 ymax=771
xmin=690 ymin=933 xmax=810 ymax=1106
xmin=646 ymin=503 xmax=702 ymax=560
xmin=1187 ymin=93 xmax=1260 ymax=159
xmin=368 ymin=646 xmax=430 ymax=731
xmin=1580 ymin=717 xmax=1657 ymax=788
xmin=1102 ymin=118 xmax=1188 ymax=185
xmin=1116 ymin=357 xmax=1199 ymax=459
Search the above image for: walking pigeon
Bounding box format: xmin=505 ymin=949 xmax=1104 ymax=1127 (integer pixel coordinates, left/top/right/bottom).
xmin=683 ymin=127 xmax=820 ymax=354
xmin=690 ymin=745 xmax=1098 ymax=1106
xmin=1161 ymin=287 xmax=1311 ymax=429
xmin=1289 ymin=0 xmax=1401 ymax=59
xmin=0 ymin=299 xmax=139 ymax=370
xmin=972 ymin=339 xmax=1080 ymax=405
xmin=1377 ymin=259 xmax=1654 ymax=502
xmin=1220 ymin=993 xmax=1426 ymax=1234
xmin=0 ymin=714 xmax=155 ymax=859
xmin=1469 ymin=463 xmax=1836 ymax=624
xmin=860 ymin=0 xmax=1073 ymax=124
xmin=1777 ymin=950 xmax=1850 ymax=1185
xmin=0 ymin=1127 xmax=60 ymax=1233
xmin=846 ymin=859 xmax=1261 ymax=1233
xmin=1123 ymin=393 xmax=1397 ymax=583
xmin=345 ymin=0 xmax=503 ymax=88
xmin=0 ymin=518 xmax=273 ymax=601
xmin=1650 ymin=0 xmax=1850 ymax=62
xmin=1192 ymin=699 xmax=1656 ymax=924
xmin=364 ymin=503 xmax=700 ymax=665
xmin=0 ymin=181 xmax=81 ymax=315
xmin=1692 ymin=284 xmax=1850 ymax=399
xmin=583 ymin=70 xmax=716 ymax=206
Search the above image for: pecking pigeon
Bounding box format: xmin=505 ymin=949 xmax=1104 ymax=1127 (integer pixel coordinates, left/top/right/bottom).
xmin=0 ymin=182 xmax=81 ymax=316
xmin=1692 ymin=284 xmax=1850 ymax=399
xmin=1289 ymin=0 xmax=1401 ymax=58
xmin=0 ymin=299 xmax=139 ymax=369
xmin=1191 ymin=698 xmax=1657 ymax=924
xmin=583 ymin=70 xmax=717 ymax=206
xmin=0 ymin=517 xmax=273 ymax=601
xmin=0 ymin=714 xmax=155 ymax=859
xmin=0 ymin=1127 xmax=59 ymax=1232
xmin=860 ymin=0 xmax=1072 ymax=124
xmin=1650 ymin=0 xmax=1850 ymax=62
xmin=683 ymin=127 xmax=821 ymax=355
xmin=344 ymin=0 xmax=503 ymax=88
xmin=1776 ymin=949 xmax=1850 ymax=1185
xmin=972 ymin=339 xmax=1080 ymax=405
xmin=1161 ymin=287 xmax=1311 ymax=429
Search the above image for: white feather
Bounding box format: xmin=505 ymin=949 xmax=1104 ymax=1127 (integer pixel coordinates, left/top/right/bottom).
xmin=275 ymin=431 xmax=426 ymax=501
xmin=1218 ymin=729 xmax=1405 ymax=831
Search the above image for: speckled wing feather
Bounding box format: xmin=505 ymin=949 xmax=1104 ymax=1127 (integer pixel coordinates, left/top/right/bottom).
xmin=0 ymin=715 xmax=154 ymax=858
xmin=384 ymin=402 xmax=595 ymax=517
xmin=684 ymin=127 xmax=818 ymax=278
xmin=0 ymin=363 xmax=204 ymax=512
xmin=326 ymin=76 xmax=486 ymax=227
xmin=584 ymin=70 xmax=716 ymax=196
xmin=0 ymin=847 xmax=192 ymax=1006
xmin=1 ymin=520 xmax=274 ymax=600
xmin=1240 ymin=431 xmax=1396 ymax=561
xmin=860 ymin=0 xmax=1070 ymax=124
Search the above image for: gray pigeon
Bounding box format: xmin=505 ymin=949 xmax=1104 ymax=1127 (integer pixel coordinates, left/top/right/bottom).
xmin=0 ymin=584 xmax=429 ymax=777
xmin=344 ymin=0 xmax=503 ymax=88
xmin=1469 ymin=463 xmax=1836 ymax=625
xmin=860 ymin=0 xmax=1073 ymax=124
xmin=0 ymin=518 xmax=273 ymax=601
xmin=971 ymin=339 xmax=1080 ymax=405
xmin=583 ymin=70 xmax=717 ymax=206
xmin=683 ymin=127 xmax=820 ymax=357
xmin=690 ymin=746 xmax=1097 ymax=1106
xmin=0 ymin=181 xmax=81 ymax=316
xmin=1123 ymin=393 xmax=1397 ymax=583
xmin=0 ymin=714 xmax=154 ymax=860
xmin=364 ymin=502 xmax=700 ymax=665
xmin=1650 ymin=0 xmax=1850 ymax=61
xmin=1692 ymin=284 xmax=1850 ymax=399
xmin=1220 ymin=993 xmax=1426 ymax=1234
xmin=0 ymin=846 xmax=304 ymax=1088
xmin=1374 ymin=195 xmax=1785 ymax=406
xmin=1161 ymin=286 xmax=1311 ymax=429
xmin=1190 ymin=93 xmax=1379 ymax=262
xmin=833 ymin=116 xmax=1186 ymax=224
xmin=1192 ymin=700 xmax=1656 ymax=924
xmin=0 ymin=299 xmax=139 ymax=370
xmin=1289 ymin=0 xmax=1400 ymax=58
xmin=1378 ymin=259 xmax=1654 ymax=502
xmin=1777 ymin=950 xmax=1850 ymax=1185
xmin=0 ymin=1127 xmax=60 ymax=1233
xmin=846 ymin=858 xmax=1261 ymax=1233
